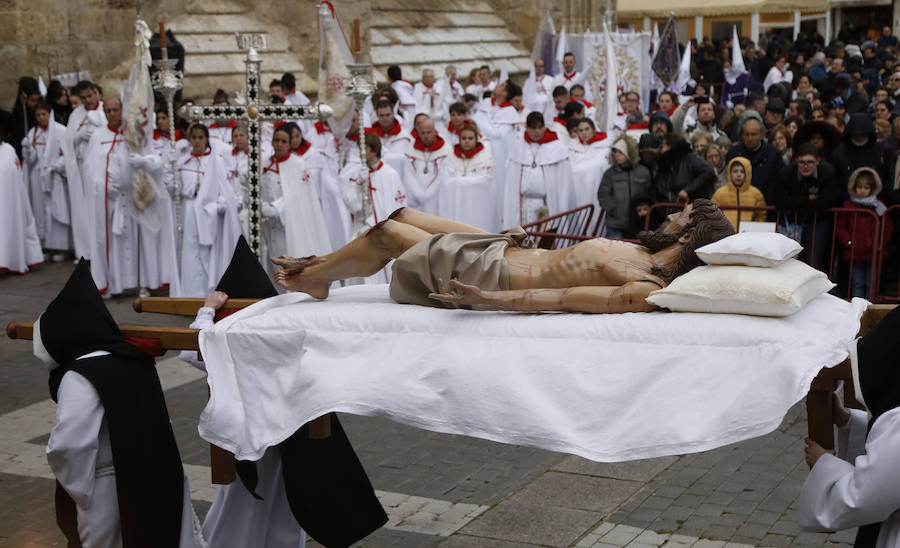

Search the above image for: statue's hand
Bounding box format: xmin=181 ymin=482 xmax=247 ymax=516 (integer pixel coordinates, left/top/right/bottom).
xmin=429 ymin=278 xmax=488 ymax=307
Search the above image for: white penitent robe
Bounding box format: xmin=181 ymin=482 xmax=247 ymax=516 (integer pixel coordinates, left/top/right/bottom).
xmin=400 ymin=138 xmax=452 ymax=215
xmin=152 ymin=130 xmax=190 ymax=227
xmin=48 ymin=364 xmax=204 ymax=548
xmin=553 ymin=70 xmax=586 ymax=92
xmin=312 ymin=141 xmax=352 ymax=251
xmin=439 ymin=144 xmax=498 ymax=231
xmin=342 ymin=161 xmax=407 ymax=284
xmin=568 ymin=134 xmax=611 ymax=216
xmin=502 ymin=132 xmax=575 ymax=229
xmin=523 ymin=72 xmax=554 ymax=115
xmin=548 ymin=117 xmax=571 ymax=146
xmin=224 ymin=147 xmax=250 ymax=238
xmin=260 ymin=153 xmax=332 ymax=277
xmin=439 ymin=123 xmax=464 ymax=147
xmin=208 ymin=121 xmax=236 ymax=149
xmin=84 ymin=126 xmax=179 ymax=295
xmin=391 ymin=80 xmax=417 ymax=125
xmin=306 ymin=122 xmax=336 ymax=156
xmin=465 ymin=80 xmax=496 ymax=99
xmin=22 ymin=120 xmax=71 ymax=251
xmin=176 ymin=149 xmax=242 ymax=297
xmin=369 ymin=120 xmax=414 ymax=176
xmin=414 ymin=82 xmax=443 ymax=122
xmin=284 ymin=88 xmax=310 ymax=106
xmin=63 ymin=103 xmax=105 ymax=260
xmin=180 ymin=308 xmax=307 ymax=548
xmin=83 ymin=126 xmax=139 ymax=295
xmin=0 ymin=142 xmax=43 ymax=272
xmin=436 ymin=77 xmax=465 ymax=113
xmin=798 ymin=407 xmax=900 ymax=547
xmin=489 ymin=104 xmax=525 ymax=205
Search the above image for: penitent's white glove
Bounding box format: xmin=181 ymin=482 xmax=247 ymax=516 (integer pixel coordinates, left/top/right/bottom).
xmin=261 ymin=203 xmax=278 ymax=218
xmin=128 ymin=153 xmax=152 ymax=170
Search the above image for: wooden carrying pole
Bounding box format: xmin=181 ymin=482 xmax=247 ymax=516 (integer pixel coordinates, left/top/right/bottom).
xmin=7 ymin=322 xmax=200 ymax=350
xmin=133 ymin=297 xmax=260 ymax=316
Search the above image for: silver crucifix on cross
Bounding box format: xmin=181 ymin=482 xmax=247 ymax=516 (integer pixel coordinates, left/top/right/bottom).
xmin=179 ymin=32 xmax=334 ymax=257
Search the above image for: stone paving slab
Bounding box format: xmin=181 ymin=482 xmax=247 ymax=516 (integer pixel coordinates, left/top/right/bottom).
xmin=510 ymin=471 xmax=643 ymax=514
xmin=460 ymin=500 xmax=603 ymax=547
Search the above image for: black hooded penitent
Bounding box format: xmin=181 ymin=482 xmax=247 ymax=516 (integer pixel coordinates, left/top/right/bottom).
xmin=214 ymin=236 xmax=388 ymax=547
xmin=42 ymin=259 xmax=184 ymax=548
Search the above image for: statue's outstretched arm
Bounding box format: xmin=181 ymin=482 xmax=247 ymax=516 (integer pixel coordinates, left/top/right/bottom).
xmin=429 ymin=280 xmax=660 ymax=314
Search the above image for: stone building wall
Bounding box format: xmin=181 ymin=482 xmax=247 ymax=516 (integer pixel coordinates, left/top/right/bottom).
xmin=487 ymin=0 xmax=562 ymax=53
xmin=0 ymin=0 xmax=368 ymax=108
xmin=0 ymin=0 xmax=186 ymax=108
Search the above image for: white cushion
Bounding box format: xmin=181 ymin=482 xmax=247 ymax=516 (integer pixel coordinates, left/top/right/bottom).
xmin=646 ymin=259 xmax=835 ymax=317
xmin=695 ymin=232 xmax=802 ymax=267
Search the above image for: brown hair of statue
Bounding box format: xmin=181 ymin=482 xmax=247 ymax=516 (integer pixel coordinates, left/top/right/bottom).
xmin=640 ymin=199 xmax=734 ymax=284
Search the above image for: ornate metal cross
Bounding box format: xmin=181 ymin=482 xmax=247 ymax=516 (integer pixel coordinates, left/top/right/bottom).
xmin=179 ymin=33 xmax=333 ymax=257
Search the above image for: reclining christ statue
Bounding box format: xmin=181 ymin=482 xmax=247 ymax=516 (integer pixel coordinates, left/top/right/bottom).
xmin=273 ymin=199 xmax=735 ymax=313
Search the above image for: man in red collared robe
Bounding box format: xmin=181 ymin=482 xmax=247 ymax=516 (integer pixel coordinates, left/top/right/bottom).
xmin=63 ymin=81 xmax=105 ymax=261
xmin=414 ymin=69 xmax=444 ymax=122
xmin=552 ymin=52 xmax=588 ymax=92
xmin=369 ymin=100 xmax=414 ymax=175
xmin=83 ymin=98 xmax=164 ymax=296
xmin=400 ymin=117 xmax=451 ymax=214
xmin=502 ymin=112 xmax=574 ymax=228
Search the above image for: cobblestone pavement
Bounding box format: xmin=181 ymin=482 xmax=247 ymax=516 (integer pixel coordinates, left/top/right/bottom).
xmin=0 ymin=263 xmax=855 ymax=547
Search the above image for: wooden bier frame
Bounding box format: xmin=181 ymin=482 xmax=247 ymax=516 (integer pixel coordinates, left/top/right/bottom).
xmin=9 ymin=301 xmax=895 ymax=471
xmin=806 ymin=304 xmax=894 ymax=450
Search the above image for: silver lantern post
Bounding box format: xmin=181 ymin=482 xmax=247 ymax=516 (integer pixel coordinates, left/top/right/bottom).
xmin=151 ymin=24 xmax=184 ymax=257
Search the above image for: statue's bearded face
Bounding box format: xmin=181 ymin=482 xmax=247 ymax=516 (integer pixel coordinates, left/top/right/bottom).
xmin=638 ymin=225 xmax=682 ymax=253
xmin=638 ymin=200 xmax=735 ymax=283
xmin=638 ymin=204 xmax=693 ymax=252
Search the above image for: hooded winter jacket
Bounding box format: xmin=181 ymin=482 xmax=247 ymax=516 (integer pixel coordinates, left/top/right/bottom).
xmin=597 ymin=134 xmax=653 ymax=230
xmin=711 ymin=156 xmax=768 ymax=230
xmin=835 ymin=167 xmax=894 ymax=263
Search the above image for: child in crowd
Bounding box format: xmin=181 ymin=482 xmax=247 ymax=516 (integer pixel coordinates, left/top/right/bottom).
xmin=624 ymin=196 xmax=653 ymax=239
xmin=711 ymin=157 xmax=767 ymax=231
xmin=835 ymin=167 xmax=893 ymax=299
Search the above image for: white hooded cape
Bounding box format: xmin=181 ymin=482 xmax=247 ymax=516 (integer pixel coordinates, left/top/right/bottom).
xmin=0 ymin=142 xmax=43 ymax=272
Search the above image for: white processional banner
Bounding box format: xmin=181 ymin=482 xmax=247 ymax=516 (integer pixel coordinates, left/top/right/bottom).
xmin=581 ymin=32 xmax=652 ymax=117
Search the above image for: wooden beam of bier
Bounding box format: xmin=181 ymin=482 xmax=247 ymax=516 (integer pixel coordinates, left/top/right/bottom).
xmin=133 ymin=297 xmax=261 ymax=316
xmin=7 ymin=322 xmax=201 ymax=350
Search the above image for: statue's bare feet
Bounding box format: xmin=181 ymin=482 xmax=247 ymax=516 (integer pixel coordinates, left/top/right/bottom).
xmin=273 ymin=255 xmax=330 ymax=299
xmin=271 ymin=255 xmax=325 ymax=271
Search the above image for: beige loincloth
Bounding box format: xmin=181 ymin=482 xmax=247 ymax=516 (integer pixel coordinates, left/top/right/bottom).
xmin=389 ymin=229 xmax=532 ymax=308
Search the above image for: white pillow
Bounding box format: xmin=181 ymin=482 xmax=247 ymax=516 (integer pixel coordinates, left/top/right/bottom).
xmin=646 ymin=259 xmax=835 ymax=317
xmin=695 ymin=232 xmax=802 ymax=267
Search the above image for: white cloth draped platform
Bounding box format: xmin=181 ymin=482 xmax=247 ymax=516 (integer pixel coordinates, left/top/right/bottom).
xmin=198 ymin=286 xmax=867 ymax=462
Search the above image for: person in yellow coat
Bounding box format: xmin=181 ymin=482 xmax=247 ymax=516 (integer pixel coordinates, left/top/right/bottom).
xmin=712 ymin=156 xmax=767 ymax=230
